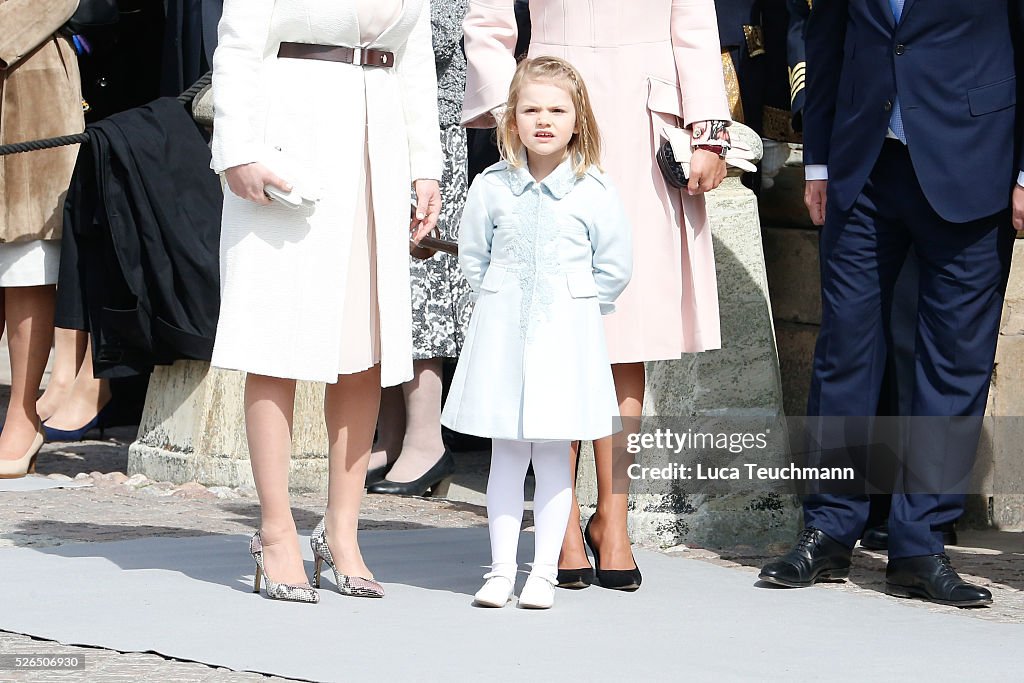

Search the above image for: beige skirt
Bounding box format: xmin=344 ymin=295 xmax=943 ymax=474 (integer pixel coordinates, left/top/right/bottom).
xmin=336 ymin=141 xmax=382 ymax=377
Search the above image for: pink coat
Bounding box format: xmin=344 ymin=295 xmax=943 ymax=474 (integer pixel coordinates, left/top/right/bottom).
xmin=463 ymin=0 xmax=730 ymax=360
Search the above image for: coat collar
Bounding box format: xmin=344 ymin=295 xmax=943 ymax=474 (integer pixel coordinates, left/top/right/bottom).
xmin=507 ymin=154 xmax=581 ymax=199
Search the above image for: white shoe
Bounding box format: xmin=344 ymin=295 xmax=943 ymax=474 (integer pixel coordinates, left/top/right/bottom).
xmin=473 ymin=573 xmax=514 ymax=607
xmin=517 ymin=574 xmax=555 ymax=609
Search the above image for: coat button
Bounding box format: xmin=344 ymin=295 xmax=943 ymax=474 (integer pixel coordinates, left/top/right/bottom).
xmin=883 ymin=99 xmax=893 ymax=112
xmin=895 ymin=44 xmax=905 ymax=55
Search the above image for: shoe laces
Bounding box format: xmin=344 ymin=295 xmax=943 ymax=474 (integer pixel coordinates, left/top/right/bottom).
xmin=935 ymin=553 xmax=960 ymax=579
xmin=795 ymin=528 xmax=819 ymax=552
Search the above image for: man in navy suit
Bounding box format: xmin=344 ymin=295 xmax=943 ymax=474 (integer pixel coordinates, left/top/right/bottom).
xmin=759 ymin=0 xmax=1024 ymax=606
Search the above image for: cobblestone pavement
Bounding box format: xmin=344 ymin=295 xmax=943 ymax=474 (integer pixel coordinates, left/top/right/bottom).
xmin=1 ymin=430 xmax=1022 ymax=681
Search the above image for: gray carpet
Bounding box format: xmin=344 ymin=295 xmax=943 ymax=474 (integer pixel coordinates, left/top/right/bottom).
xmin=0 ymin=475 xmax=92 ymax=492
xmin=0 ymin=528 xmax=1018 ymax=682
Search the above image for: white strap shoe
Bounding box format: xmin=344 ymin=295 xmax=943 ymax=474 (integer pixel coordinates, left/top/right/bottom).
xmin=517 ymin=573 xmax=556 ymax=609
xmin=473 ymin=573 xmax=515 ymax=608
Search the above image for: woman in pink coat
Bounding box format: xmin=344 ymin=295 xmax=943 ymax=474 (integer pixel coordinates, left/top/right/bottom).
xmin=463 ymin=0 xmax=731 ymax=590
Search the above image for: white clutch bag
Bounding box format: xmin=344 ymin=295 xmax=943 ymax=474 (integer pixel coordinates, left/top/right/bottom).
xmin=259 ymin=146 xmax=322 ymax=209
xmin=657 ymin=127 xmax=759 ymax=188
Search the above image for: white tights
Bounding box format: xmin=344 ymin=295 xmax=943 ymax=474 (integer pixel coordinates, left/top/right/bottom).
xmin=486 ymin=439 xmax=573 ymax=584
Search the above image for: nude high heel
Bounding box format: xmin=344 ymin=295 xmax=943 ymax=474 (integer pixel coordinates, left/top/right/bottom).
xmin=0 ymin=430 xmax=44 ymax=479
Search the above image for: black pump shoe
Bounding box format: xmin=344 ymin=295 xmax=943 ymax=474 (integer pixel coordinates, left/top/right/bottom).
xmin=556 ymin=566 xmax=595 ymax=589
xmin=366 ymin=450 xmax=456 ymax=498
xmin=584 ymin=516 xmax=642 ymax=591
xmin=364 ymin=462 xmax=391 ymax=488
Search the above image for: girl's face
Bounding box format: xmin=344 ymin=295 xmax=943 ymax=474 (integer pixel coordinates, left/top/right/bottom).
xmin=513 ymin=79 xmax=578 ymax=163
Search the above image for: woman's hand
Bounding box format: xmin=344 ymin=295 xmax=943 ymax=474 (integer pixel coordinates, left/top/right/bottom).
xmin=687 ymin=149 xmax=727 ymax=196
xmin=410 ymin=179 xmax=442 ymax=243
xmin=224 ymin=162 xmax=291 ymax=205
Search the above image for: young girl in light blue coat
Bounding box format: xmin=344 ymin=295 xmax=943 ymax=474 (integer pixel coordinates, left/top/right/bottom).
xmin=441 ymin=56 xmax=632 ymax=609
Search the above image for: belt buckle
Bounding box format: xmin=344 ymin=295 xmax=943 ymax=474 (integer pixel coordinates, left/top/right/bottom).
xmin=351 ymin=46 xmax=365 ymax=67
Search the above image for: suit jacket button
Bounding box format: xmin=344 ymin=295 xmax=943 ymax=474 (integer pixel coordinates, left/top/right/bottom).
xmin=895 ymin=44 xmax=906 ymax=55
xmin=883 ymin=99 xmax=893 ymax=112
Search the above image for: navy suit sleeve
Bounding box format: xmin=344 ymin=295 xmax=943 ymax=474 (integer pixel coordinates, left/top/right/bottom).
xmin=1017 ymin=0 xmax=1024 ymax=177
xmin=803 ymin=0 xmax=847 ymax=167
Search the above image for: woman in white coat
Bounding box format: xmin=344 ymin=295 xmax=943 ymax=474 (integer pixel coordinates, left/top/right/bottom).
xmin=211 ymin=0 xmax=443 ymax=602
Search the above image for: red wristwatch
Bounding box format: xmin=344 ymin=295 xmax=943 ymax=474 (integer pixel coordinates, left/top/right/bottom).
xmin=694 ymin=143 xmax=729 ymax=159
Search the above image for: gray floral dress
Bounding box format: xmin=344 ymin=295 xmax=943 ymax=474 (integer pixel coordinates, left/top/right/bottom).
xmin=410 ymin=0 xmax=472 ymax=360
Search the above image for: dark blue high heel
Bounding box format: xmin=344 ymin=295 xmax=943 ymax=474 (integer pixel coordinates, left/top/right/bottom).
xmin=43 ymin=401 xmax=116 ymax=442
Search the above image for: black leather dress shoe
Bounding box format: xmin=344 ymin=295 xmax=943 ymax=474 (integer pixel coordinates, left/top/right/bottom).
xmin=885 ymin=553 xmax=992 ymax=607
xmin=860 ymin=522 xmax=958 ymax=551
xmin=759 ymin=528 xmax=853 ymax=588
xmin=365 ymin=450 xmax=456 ymax=497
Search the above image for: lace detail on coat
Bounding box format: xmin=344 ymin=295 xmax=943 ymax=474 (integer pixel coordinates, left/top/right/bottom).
xmin=502 ymin=162 xmax=580 ymax=340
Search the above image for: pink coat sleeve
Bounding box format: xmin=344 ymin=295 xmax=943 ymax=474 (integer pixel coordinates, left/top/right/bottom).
xmin=462 ymin=0 xmax=519 ymax=128
xmin=670 ymin=0 xmax=731 ymax=127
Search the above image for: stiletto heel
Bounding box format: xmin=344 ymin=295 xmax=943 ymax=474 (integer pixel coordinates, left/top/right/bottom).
xmin=248 ymin=532 xmax=319 ymax=603
xmin=310 ymin=518 xmax=384 ymax=598
xmin=313 ymin=556 xmax=323 ymax=588
xmin=584 ymin=516 xmax=642 ymax=592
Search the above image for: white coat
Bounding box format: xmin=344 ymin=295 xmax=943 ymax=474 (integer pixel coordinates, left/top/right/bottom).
xmin=209 ymin=0 xmax=443 ymax=386
xmin=441 ymin=158 xmax=632 ymax=441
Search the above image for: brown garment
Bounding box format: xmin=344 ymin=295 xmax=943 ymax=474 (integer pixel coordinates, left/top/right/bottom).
xmin=0 ymin=0 xmax=84 ymax=243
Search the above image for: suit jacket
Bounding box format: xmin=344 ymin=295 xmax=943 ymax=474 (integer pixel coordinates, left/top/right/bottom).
xmin=57 ymin=98 xmax=222 ymax=377
xmin=805 ymin=0 xmax=1024 ymax=223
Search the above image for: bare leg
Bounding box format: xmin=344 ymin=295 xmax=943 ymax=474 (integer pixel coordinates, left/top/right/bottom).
xmin=43 ymin=337 xmax=111 ymax=431
xmin=245 ymin=373 xmax=309 ymax=586
xmin=323 ymin=364 xmax=381 ymax=578
xmin=587 ymin=361 xmax=645 ymax=570
xmin=36 ymin=327 xmax=87 ymax=422
xmin=0 ymin=286 xmax=54 ymax=460
xmin=557 ymin=441 xmax=591 ymax=570
xmin=383 ymin=357 xmax=446 ymax=482
xmin=368 ymin=384 xmax=404 ymax=472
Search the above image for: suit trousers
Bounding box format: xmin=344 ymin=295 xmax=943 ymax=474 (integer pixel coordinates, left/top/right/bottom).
xmin=803 ymin=140 xmax=1015 ymax=559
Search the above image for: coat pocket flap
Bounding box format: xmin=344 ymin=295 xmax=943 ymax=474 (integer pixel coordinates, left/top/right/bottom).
xmin=647 ymin=76 xmax=684 ymax=118
xmin=480 ymin=266 xmax=507 ymax=292
xmin=968 ymin=77 xmax=1016 ymax=116
xmin=566 ymin=272 xmax=599 ymax=298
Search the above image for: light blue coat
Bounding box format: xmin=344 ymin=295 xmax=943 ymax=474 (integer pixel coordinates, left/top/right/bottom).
xmin=441 ymin=158 xmax=632 ymax=441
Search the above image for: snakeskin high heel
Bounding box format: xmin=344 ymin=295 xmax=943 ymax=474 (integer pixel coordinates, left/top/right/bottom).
xmin=310 ymin=518 xmax=385 ymax=598
xmin=249 ymin=532 xmax=319 ymax=603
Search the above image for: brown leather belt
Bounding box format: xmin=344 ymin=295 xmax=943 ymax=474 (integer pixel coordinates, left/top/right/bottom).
xmin=278 ymin=42 xmax=395 ymax=68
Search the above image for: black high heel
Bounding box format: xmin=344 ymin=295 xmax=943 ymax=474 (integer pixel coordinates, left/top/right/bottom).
xmin=365 ymin=450 xmax=456 ymax=497
xmin=364 ymin=462 xmax=392 ymax=488
xmin=556 ymin=566 xmax=595 ymax=589
xmin=584 ymin=516 xmax=642 ymax=592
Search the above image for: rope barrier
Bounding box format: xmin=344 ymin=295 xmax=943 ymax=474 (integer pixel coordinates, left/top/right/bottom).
xmin=0 ymin=70 xmax=213 ymax=158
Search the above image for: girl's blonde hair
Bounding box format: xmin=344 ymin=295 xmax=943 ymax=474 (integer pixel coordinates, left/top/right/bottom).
xmin=497 ymin=56 xmax=602 ymax=177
